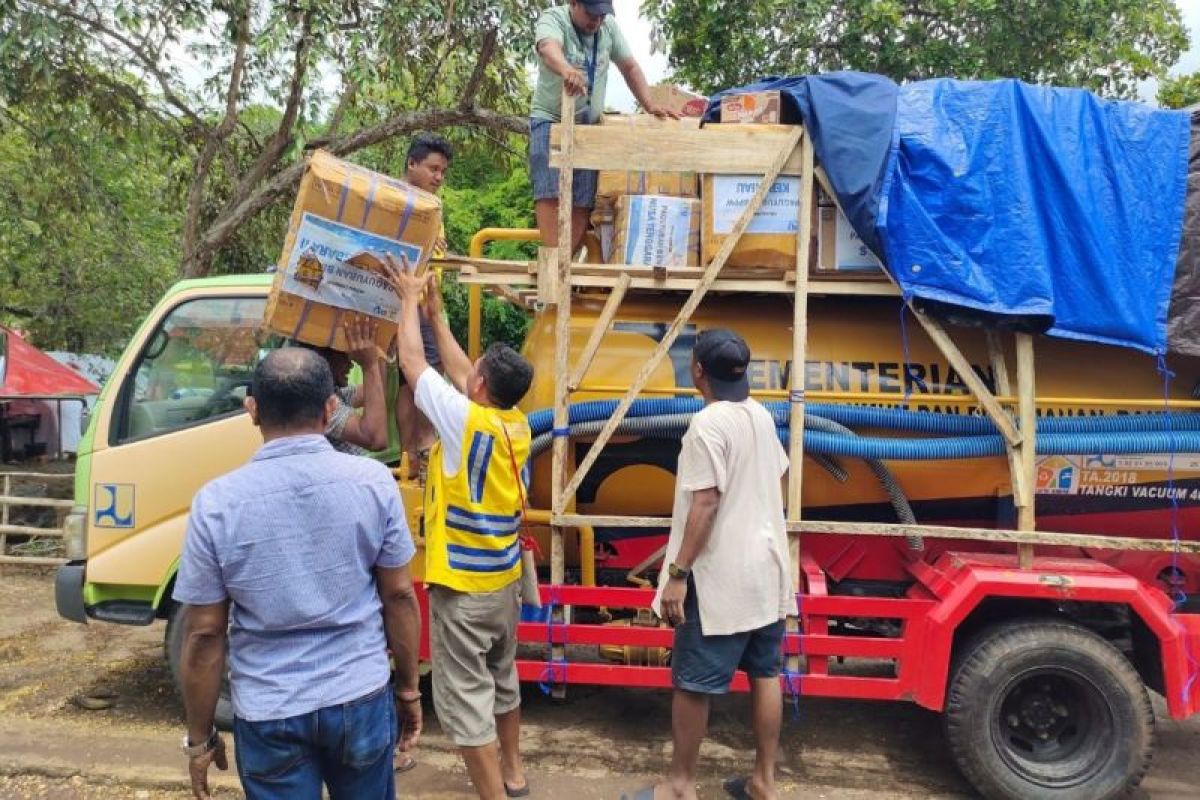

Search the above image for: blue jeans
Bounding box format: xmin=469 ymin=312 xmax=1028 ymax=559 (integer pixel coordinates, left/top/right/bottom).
xmin=233 ymin=683 xmax=396 ymax=800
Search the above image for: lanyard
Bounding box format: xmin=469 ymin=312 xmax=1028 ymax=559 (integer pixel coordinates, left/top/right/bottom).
xmin=574 ymin=26 xmax=600 ymax=119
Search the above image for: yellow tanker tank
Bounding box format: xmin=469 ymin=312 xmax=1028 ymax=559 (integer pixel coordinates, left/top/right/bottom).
xmin=517 ymin=292 xmax=1200 ymax=587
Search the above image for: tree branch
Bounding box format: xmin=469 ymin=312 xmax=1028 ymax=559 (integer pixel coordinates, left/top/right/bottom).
xmin=26 ymin=0 xmax=204 ymax=128
xmin=459 ymin=27 xmax=498 ymax=110
xmin=190 ymin=107 xmax=525 ymax=272
xmin=229 ymin=10 xmax=315 ymax=207
xmin=182 ymin=5 xmax=252 ymax=278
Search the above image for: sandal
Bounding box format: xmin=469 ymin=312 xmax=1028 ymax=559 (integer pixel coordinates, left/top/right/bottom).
xmin=722 ymin=776 xmax=752 ymax=800
xmin=394 ymin=751 xmax=417 ymax=773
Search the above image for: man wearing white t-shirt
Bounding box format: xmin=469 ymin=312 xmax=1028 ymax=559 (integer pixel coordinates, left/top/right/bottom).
xmin=634 ymin=330 xmax=796 ymax=800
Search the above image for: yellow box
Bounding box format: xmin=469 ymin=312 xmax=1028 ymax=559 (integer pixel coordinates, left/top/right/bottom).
xmin=701 ymin=174 xmax=802 ymax=269
xmin=720 ymin=91 xmax=782 ymax=124
xmin=265 ymin=150 xmax=441 ymax=354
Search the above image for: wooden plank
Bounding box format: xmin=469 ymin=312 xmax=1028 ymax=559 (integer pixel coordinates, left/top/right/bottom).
xmin=568 ymin=272 xmax=631 ymax=392
xmin=1 ymin=474 xmax=8 ymax=557
xmin=551 ymin=514 xmax=1200 ymax=554
xmin=1016 ymin=333 xmax=1038 ymax=569
xmin=559 ymin=127 xmax=806 ymax=509
xmin=550 ymin=122 xmax=807 ymax=175
xmin=985 ymin=331 xmax=1025 ymax=504
xmin=0 ymin=472 xmax=73 ymax=480
xmin=0 ymin=496 xmax=74 ymax=509
xmin=784 ymin=130 xmax=815 ymax=686
xmin=911 ymin=308 xmax=1022 ymax=448
xmin=536 ymin=247 xmax=557 ymax=306
xmin=0 ymin=524 xmax=64 ymax=537
xmin=548 ymin=87 xmax=575 ymax=699
xmin=0 ymin=555 xmax=67 ymax=567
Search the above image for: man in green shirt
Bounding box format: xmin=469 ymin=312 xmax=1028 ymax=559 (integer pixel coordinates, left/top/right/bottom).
xmin=529 ymin=0 xmax=679 ymax=254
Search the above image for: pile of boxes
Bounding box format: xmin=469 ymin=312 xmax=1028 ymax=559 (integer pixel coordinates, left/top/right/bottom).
xmin=595 ymin=89 xmax=881 ymax=276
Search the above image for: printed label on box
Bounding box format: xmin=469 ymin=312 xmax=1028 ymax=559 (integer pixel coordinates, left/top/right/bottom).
xmin=710 ymin=176 xmax=802 ymax=235
xmin=622 ymin=196 xmax=697 ymax=267
xmin=835 ymin=208 xmax=884 ymax=272
xmin=281 ymin=213 xmax=421 ymax=321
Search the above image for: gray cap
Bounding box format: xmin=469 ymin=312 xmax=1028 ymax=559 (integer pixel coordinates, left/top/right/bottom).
xmin=580 ymin=0 xmax=614 ymax=14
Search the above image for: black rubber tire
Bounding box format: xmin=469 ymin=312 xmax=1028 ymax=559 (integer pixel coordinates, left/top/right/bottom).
xmin=165 ymin=603 xmax=234 ymax=731
xmin=944 ymin=618 xmax=1154 ymax=800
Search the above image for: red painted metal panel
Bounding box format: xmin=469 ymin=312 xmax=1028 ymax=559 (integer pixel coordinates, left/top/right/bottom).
xmin=517 ymin=622 xmax=673 ymax=648
xmin=801 ymin=635 xmax=904 ymax=659
xmin=802 ymin=596 xmax=936 ymax=618
xmin=793 ymin=675 xmax=907 ymax=701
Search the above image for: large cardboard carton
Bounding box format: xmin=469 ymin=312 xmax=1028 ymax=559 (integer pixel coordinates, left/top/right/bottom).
xmin=701 ymin=174 xmax=803 ymax=269
xmin=265 ymin=150 xmax=441 ymax=353
xmin=612 ymin=195 xmax=701 ymax=268
xmin=643 ymin=83 xmax=709 ymax=117
xmin=817 ymin=204 xmax=885 ymax=275
xmin=720 ymin=91 xmax=782 ymax=124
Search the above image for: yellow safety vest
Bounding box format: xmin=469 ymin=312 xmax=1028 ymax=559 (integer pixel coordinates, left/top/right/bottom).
xmin=424 ymin=401 xmax=531 ymax=593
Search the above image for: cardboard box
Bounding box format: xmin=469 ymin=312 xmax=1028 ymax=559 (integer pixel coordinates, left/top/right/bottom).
xmin=720 ymin=91 xmax=782 ymax=124
xmin=612 ymin=195 xmax=701 ymax=268
xmin=591 ymin=207 xmax=616 ymax=264
xmin=265 ymin=150 xmax=441 ymax=353
xmin=643 ymin=83 xmax=709 ymax=117
xmin=817 ymin=205 xmax=885 ymax=275
xmin=701 ymin=174 xmax=802 ymax=269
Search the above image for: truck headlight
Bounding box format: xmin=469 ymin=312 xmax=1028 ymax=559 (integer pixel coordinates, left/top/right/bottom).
xmin=63 ymin=508 xmax=87 ymax=560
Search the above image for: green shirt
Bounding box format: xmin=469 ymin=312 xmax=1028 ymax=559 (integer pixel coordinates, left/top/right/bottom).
xmin=531 ymin=6 xmax=633 ymax=123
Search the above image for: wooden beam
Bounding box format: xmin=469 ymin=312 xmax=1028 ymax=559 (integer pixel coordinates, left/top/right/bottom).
xmin=1015 ymin=333 xmax=1038 ymax=568
xmin=551 ymin=514 xmax=1200 ymax=554
xmin=536 ymin=247 xmax=557 ymax=306
xmin=785 ymin=130 xmax=815 ymax=684
xmin=0 ymin=555 xmax=67 ymax=567
xmin=558 ymin=127 xmax=806 ymax=511
xmin=550 ymin=122 xmax=806 ymax=175
xmin=568 ymin=272 xmax=631 ymax=392
xmin=985 ymin=331 xmax=1025 ymax=504
xmin=0 ymin=524 xmax=63 ymax=537
xmin=0 ymin=496 xmax=74 ymax=509
xmin=911 ymin=307 xmax=1022 ymax=448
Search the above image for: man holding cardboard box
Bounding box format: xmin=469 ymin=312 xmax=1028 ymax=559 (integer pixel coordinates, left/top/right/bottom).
xmin=530 ymin=0 xmax=679 ymax=255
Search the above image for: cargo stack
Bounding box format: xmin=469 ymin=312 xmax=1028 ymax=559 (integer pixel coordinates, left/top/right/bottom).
xmin=264 ymin=150 xmax=442 ymax=354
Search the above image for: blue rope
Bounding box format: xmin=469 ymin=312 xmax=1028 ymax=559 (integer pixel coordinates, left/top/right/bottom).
xmin=779 ymin=591 xmax=803 ymax=721
xmin=1157 ymin=353 xmax=1199 ymax=707
xmin=539 ymin=589 xmax=568 ymax=695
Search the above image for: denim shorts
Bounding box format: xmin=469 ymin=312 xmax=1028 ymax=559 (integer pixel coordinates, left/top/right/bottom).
xmin=671 ymin=579 xmax=785 ymax=695
xmin=528 ymin=118 xmax=598 ymax=207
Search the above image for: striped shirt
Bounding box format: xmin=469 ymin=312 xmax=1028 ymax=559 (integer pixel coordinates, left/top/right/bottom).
xmin=173 ymin=434 xmax=414 ymax=721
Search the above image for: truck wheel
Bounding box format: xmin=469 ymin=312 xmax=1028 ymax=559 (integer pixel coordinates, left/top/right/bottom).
xmin=945 ymin=618 xmax=1153 ymax=800
xmin=165 ymin=603 xmax=234 ymax=731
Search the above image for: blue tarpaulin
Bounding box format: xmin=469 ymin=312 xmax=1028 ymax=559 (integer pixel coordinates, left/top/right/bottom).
xmin=706 ymin=73 xmax=1192 ymax=355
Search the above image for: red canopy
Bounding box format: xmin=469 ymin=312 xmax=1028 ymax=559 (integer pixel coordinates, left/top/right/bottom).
xmin=0 ymin=328 xmax=99 ymax=398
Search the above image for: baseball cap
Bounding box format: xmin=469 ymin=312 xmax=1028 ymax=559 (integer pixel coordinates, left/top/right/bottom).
xmin=694 ymin=329 xmax=751 ymax=402
xmin=580 ymin=0 xmax=614 ymax=14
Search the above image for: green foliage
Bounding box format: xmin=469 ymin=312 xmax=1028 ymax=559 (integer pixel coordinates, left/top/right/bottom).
xmin=642 ymin=0 xmax=1188 ymax=98
xmin=1159 ymin=71 xmax=1200 ymax=110
xmin=0 ymin=101 xmax=180 ymax=353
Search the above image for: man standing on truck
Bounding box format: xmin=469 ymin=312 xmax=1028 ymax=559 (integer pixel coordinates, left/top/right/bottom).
xmin=530 ymin=0 xmax=678 ymax=254
xmin=173 ymin=347 xmax=423 ymax=800
xmin=385 ymin=256 xmax=535 ymax=800
xmin=632 ymin=330 xmax=796 ymax=800
xmin=396 ymin=133 xmax=453 ymax=481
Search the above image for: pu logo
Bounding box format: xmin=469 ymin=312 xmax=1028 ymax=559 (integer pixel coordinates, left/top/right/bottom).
xmin=93 ymin=483 xmax=135 ymax=528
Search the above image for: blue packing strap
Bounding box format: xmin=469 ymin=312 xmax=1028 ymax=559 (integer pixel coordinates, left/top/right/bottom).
xmin=779 ymin=591 xmax=803 ymax=721
xmin=552 ymin=427 xmax=571 ymax=438
xmin=539 ymin=588 xmax=568 ymax=695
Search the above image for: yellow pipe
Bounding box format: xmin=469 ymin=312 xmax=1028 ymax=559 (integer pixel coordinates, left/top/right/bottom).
xmin=524 ymin=508 xmax=596 ymax=588
xmin=576 ymin=383 xmax=1200 ymax=410
xmin=467 ymin=228 xmax=543 ymax=359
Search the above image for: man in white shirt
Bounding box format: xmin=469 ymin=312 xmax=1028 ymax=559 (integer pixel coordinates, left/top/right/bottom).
xmin=634 ymin=330 xmax=796 ymax=800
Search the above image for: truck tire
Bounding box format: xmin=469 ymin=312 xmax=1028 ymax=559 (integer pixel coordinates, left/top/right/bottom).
xmin=945 ymin=618 xmax=1154 ymax=800
xmin=165 ymin=603 xmax=234 ymax=731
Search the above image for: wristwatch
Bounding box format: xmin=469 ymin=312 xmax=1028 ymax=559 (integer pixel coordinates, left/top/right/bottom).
xmin=181 ymin=727 xmax=220 ymax=758
xmin=667 ymin=562 xmax=691 ymax=581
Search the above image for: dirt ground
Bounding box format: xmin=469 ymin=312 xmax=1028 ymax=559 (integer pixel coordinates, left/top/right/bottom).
xmin=1 ymin=569 xmax=1198 ymax=799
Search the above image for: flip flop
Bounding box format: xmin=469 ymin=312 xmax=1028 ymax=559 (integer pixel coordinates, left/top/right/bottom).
xmin=723 ymin=776 xmax=752 ymax=800
xmin=504 ymin=782 xmax=531 ymax=798
xmin=393 ymin=752 xmax=417 ymax=773
xmin=618 ymin=789 xmax=655 ymax=800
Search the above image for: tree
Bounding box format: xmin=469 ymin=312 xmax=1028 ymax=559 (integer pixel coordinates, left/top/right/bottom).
xmin=642 ymin=0 xmax=1188 ymax=98
xmin=1159 ymin=70 xmax=1200 ymax=110
xmin=2 ymin=0 xmax=540 ymax=278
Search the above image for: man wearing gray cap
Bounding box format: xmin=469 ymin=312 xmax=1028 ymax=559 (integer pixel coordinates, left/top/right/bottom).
xmin=529 ymin=0 xmax=679 ymax=255
xmin=628 ymin=330 xmax=796 ymax=800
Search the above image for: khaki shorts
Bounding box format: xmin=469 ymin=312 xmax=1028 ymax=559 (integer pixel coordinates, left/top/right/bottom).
xmin=428 ymin=581 xmax=521 ymax=747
